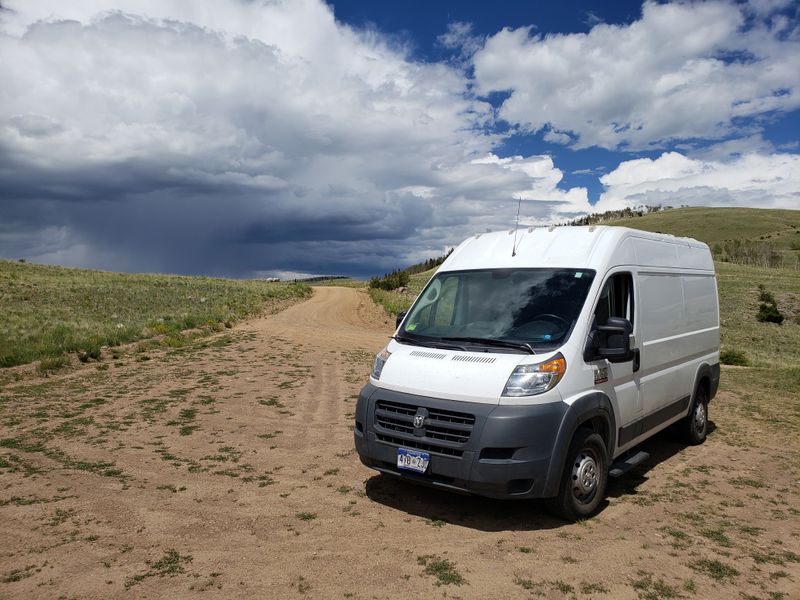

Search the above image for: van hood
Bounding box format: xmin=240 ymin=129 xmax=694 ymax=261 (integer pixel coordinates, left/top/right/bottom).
xmin=373 ymin=340 xmax=553 ymax=405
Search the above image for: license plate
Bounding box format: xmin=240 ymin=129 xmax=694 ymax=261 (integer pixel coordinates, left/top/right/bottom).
xmin=397 ymin=448 xmax=429 ymax=473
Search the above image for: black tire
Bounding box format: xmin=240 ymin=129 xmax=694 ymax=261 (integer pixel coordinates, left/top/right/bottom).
xmin=681 ymin=386 xmax=709 ymax=445
xmin=546 ymin=429 xmax=608 ymax=521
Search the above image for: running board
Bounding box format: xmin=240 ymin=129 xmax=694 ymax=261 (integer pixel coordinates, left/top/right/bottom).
xmin=609 ymin=451 xmax=650 ymax=478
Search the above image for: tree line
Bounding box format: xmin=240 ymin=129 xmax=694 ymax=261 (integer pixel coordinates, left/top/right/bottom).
xmin=369 ymin=250 xmax=453 ymax=291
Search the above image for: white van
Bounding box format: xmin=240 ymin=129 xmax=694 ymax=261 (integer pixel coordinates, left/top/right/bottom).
xmin=354 ymin=226 xmax=720 ymax=520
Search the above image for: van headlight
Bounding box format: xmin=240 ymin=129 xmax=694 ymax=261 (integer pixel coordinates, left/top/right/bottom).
xmin=502 ymin=354 xmax=566 ymax=397
xmin=371 ymin=348 xmax=391 ymax=380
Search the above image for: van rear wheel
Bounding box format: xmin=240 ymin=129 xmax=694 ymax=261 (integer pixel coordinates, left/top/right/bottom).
xmin=546 ymin=429 xmax=608 ymax=521
xmin=681 ymin=387 xmax=709 ymax=445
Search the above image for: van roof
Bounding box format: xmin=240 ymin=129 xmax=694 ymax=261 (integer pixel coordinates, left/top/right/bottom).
xmin=440 ymin=226 xmax=714 ymax=273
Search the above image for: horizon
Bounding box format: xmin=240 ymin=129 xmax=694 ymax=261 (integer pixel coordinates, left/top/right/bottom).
xmin=4 ymin=205 xmax=796 ymax=280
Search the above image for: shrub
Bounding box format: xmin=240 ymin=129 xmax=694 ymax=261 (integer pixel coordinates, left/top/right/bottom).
xmin=755 ymin=284 xmax=784 ymax=324
xmin=757 ymin=284 xmax=776 ymax=305
xmin=757 ymin=303 xmax=784 ymax=324
xmin=719 ymin=349 xmax=749 ymax=366
xmin=77 ymin=340 xmax=102 ymax=362
xmin=369 ymin=269 xmax=409 ymax=291
xmin=714 ymin=239 xmax=784 ymax=268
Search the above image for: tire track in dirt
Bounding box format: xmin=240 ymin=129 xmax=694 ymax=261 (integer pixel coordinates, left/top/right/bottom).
xmin=239 ymin=287 xmax=388 ymax=448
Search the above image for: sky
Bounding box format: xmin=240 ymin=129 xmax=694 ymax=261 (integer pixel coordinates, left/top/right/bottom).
xmin=0 ymin=0 xmax=798 ymax=279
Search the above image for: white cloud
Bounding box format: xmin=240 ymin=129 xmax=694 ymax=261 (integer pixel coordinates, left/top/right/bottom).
xmin=437 ymin=21 xmax=484 ymax=64
xmin=0 ymin=0 xmax=587 ymax=275
xmin=543 ymin=129 xmax=572 ymax=145
xmin=472 ymin=0 xmax=800 ymax=150
xmin=471 ymin=154 xmax=591 ymax=218
xmin=683 ymin=134 xmax=776 ymax=161
xmin=596 ymin=151 xmax=800 ymax=211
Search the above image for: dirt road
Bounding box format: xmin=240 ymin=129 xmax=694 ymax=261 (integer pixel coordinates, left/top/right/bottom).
xmin=1 ymin=288 xmax=797 ymax=599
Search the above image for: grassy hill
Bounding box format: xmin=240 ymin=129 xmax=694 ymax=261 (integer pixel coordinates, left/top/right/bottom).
xmin=605 ymin=207 xmax=800 ymax=262
xmin=0 ymin=260 xmax=311 ymax=370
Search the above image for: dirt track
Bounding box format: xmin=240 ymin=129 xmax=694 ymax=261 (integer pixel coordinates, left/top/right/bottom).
xmin=1 ymin=288 xmax=798 ymax=599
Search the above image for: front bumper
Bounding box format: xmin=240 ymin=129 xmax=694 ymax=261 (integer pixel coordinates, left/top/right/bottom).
xmin=353 ymin=383 xmax=568 ymax=499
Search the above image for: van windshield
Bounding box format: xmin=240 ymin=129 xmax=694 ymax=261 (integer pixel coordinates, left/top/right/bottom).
xmin=399 ymin=269 xmax=595 ymax=352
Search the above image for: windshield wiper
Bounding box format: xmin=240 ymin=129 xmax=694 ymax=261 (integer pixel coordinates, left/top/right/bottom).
xmin=393 ymin=334 xmax=468 ymax=352
xmin=440 ymin=336 xmax=536 ymax=354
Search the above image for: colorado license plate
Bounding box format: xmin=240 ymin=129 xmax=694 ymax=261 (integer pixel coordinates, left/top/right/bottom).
xmin=397 ymin=448 xmax=429 ymax=473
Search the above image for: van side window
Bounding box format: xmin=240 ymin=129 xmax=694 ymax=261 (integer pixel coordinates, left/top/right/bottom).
xmin=413 ymin=275 xmax=458 ymax=327
xmin=594 ymin=273 xmax=634 ymax=327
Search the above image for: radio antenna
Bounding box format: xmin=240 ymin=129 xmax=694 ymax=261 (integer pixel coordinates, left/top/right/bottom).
xmin=511 ymin=196 xmax=522 ymax=257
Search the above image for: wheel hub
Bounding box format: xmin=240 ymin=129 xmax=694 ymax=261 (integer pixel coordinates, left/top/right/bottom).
xmin=694 ymin=403 xmax=706 ymax=432
xmin=572 ymin=453 xmax=598 ymax=497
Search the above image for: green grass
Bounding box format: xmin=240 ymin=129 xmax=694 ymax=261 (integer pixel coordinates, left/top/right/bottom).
xmin=36 ymin=355 xmax=71 ymax=375
xmin=0 ymin=260 xmax=311 ymax=368
xmin=306 ymin=277 xmax=366 ymax=288
xmin=417 ymin=554 xmax=465 ymax=586
xmin=631 ymin=571 xmax=681 ymax=599
xmin=125 ymin=549 xmax=193 ymax=589
xmin=715 ymin=261 xmax=800 ymax=369
xmin=689 ymin=558 xmax=739 ymax=581
xmin=1 ymin=564 xmax=40 ymax=583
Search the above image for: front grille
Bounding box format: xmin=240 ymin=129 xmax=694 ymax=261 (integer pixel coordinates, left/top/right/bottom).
xmin=374 ymin=400 xmax=475 ymax=457
xmin=375 ymin=434 xmax=464 ymax=457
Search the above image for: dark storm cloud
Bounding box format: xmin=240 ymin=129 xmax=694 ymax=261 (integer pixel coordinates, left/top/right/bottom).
xmin=0 ymin=1 xmax=591 ymax=277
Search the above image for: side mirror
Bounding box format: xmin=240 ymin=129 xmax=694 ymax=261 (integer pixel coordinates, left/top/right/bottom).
xmin=396 ymin=310 xmax=408 ymax=329
xmin=587 ymin=317 xmax=633 ymax=363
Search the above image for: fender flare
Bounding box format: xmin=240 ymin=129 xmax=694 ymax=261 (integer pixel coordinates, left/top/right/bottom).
xmin=692 ymin=362 xmax=721 ymax=406
xmin=542 ymin=392 xmax=616 ymax=497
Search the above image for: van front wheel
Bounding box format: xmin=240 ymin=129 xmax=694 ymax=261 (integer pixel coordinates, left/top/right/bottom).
xmin=546 ymin=429 xmax=608 ymax=521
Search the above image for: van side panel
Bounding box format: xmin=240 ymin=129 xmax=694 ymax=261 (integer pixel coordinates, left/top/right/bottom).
xmin=638 ymin=272 xmax=689 ymax=417
xmin=622 ymin=268 xmax=719 ymax=451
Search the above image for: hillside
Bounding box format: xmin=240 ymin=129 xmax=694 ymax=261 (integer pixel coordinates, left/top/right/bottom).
xmin=603 ymin=207 xmax=800 ymax=262
xmin=0 ymin=260 xmax=311 ymax=369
